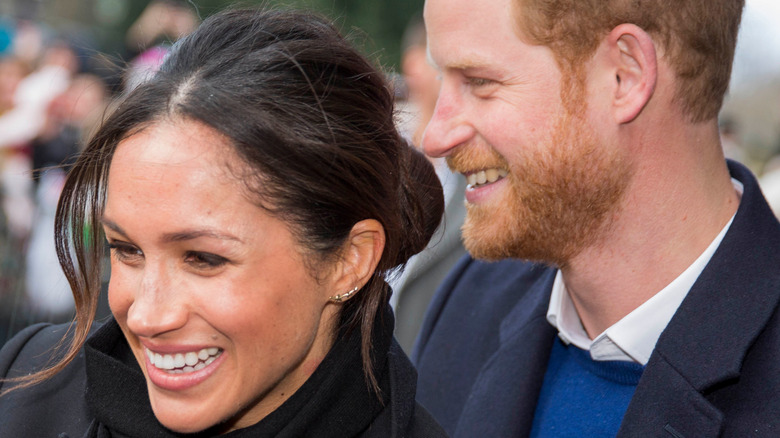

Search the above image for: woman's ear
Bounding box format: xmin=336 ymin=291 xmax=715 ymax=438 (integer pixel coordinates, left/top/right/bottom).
xmin=603 ymin=23 xmax=658 ymax=124
xmin=328 ymin=219 xmax=386 ymax=302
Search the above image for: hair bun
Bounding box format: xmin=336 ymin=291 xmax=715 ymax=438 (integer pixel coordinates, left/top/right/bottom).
xmin=394 ymin=144 xmax=445 ymax=266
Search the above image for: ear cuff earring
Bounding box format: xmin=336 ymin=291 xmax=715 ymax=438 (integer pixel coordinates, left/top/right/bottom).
xmin=330 ymin=286 xmax=359 ymax=303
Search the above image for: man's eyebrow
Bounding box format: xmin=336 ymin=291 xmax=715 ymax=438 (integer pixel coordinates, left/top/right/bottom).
xmin=448 ymin=61 xmax=483 ymax=71
xmin=426 ymin=52 xmax=493 ymax=74
xmin=101 ymin=217 xmax=243 ymax=244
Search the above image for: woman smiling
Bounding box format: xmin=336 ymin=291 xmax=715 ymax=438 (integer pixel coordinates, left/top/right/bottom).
xmin=0 ymin=9 xmax=446 ymax=437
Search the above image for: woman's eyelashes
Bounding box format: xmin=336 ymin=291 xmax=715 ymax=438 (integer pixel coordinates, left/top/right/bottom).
xmin=107 ymin=241 xmax=144 ymax=264
xmin=106 ymin=240 xmax=229 ymax=271
xmin=184 ymin=251 xmax=229 ymax=270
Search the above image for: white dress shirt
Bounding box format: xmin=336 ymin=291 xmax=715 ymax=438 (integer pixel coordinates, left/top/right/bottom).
xmin=546 ymin=180 xmax=743 ymax=365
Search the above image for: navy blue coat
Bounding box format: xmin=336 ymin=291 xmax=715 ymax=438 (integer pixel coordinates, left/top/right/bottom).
xmin=413 ymin=161 xmax=780 ymax=438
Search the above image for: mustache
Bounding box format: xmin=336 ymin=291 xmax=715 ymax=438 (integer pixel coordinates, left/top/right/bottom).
xmin=446 ymin=145 xmax=510 ymax=175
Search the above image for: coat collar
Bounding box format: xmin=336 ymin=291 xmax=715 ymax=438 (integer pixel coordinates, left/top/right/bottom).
xmin=619 ymin=160 xmax=780 ymax=437
xmin=452 ymin=266 xmax=558 ymax=438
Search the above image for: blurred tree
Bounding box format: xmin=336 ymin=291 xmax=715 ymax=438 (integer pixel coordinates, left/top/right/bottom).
xmin=201 ymin=0 xmax=425 ymax=69
xmin=325 ymin=0 xmax=424 ymax=69
xmin=9 ymin=0 xmax=425 ymax=72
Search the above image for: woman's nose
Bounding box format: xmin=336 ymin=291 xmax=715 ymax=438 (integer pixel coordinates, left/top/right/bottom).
xmin=125 ymin=264 xmax=188 ymax=338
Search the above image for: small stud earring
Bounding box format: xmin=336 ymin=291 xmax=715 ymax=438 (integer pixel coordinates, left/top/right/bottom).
xmin=330 ymin=286 xmax=359 ymax=302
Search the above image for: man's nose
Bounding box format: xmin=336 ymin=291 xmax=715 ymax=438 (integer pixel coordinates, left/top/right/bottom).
xmin=422 ymin=80 xmax=476 ymax=158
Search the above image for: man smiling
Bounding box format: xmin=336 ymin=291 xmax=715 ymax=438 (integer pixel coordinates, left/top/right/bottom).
xmin=413 ymin=0 xmax=780 ymax=436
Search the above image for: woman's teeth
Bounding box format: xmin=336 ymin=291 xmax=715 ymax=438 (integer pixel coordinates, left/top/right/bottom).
xmin=467 ymin=168 xmax=508 ymax=188
xmin=146 ymin=347 xmax=221 ymax=374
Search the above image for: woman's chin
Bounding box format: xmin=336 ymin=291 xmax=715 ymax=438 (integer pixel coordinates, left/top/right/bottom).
xmin=155 ymin=412 xmax=218 ymax=435
xmin=148 ymin=395 xmax=223 ymax=434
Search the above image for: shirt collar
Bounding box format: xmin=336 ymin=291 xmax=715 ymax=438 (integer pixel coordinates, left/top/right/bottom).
xmin=547 ymin=179 xmax=743 ymax=364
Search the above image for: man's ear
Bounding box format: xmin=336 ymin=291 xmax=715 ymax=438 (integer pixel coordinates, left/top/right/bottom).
xmin=604 ymin=23 xmax=657 ymax=124
xmin=329 ymin=219 xmax=386 ymax=302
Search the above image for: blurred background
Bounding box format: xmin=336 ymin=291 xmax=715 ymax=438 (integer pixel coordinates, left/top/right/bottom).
xmin=0 ymin=0 xmax=423 ymax=73
xmin=0 ymin=0 xmax=778 ymax=345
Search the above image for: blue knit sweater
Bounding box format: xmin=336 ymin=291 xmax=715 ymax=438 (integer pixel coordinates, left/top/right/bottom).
xmin=530 ymin=339 xmax=645 ymax=437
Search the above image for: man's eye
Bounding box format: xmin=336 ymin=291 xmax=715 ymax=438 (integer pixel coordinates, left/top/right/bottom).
xmin=184 ymin=251 xmax=229 ymax=269
xmin=466 ymin=77 xmax=493 ymax=87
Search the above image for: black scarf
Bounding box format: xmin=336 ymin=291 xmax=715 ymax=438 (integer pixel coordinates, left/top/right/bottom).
xmin=83 ymin=311 xmax=393 ymax=438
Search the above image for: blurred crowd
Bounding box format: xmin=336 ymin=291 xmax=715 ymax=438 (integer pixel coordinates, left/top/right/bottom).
xmin=0 ymin=0 xmax=198 ymax=343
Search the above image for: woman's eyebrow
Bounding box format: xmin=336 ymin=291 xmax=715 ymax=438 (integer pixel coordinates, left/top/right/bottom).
xmin=100 ymin=217 xmax=128 ymax=238
xmin=101 ymin=217 xmax=243 ymax=244
xmin=161 ymin=229 xmax=244 ymax=244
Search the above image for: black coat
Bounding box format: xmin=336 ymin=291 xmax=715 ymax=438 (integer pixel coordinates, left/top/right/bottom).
xmin=414 ymin=160 xmax=780 ymax=437
xmin=0 ymin=311 xmax=447 ymax=438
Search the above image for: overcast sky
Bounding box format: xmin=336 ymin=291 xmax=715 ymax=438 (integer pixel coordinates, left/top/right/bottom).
xmin=731 ymin=0 xmax=780 ymax=90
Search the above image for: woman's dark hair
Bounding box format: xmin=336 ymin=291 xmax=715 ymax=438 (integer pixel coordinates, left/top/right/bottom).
xmin=18 ymin=8 xmax=443 ymax=395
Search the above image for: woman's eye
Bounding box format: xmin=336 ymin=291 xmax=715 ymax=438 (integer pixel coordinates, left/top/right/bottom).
xmin=108 ymin=242 xmax=144 ymax=264
xmin=184 ymin=251 xmax=229 ymax=270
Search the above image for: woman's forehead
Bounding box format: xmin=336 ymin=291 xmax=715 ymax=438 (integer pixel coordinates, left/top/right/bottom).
xmin=107 ymin=119 xmax=251 ymax=213
xmin=113 ymin=119 xmax=234 ymax=169
xmin=104 ymin=119 xmax=274 ymax=245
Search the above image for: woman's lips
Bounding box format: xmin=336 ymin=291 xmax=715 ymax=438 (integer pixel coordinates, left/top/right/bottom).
xmin=144 ymin=346 xmax=226 ymax=391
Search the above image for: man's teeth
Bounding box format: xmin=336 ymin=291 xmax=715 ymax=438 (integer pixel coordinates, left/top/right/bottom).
xmin=467 ymin=168 xmax=508 ymax=187
xmin=146 ymin=347 xmax=221 ymax=373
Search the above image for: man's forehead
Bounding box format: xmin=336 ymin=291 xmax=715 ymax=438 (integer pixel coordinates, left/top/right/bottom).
xmin=424 ymin=0 xmax=523 ymax=70
xmin=424 ymin=0 xmax=514 ymax=28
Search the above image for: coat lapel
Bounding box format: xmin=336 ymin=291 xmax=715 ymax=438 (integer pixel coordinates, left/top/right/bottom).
xmin=454 ymin=268 xmax=557 ymax=438
xmin=618 ymin=161 xmax=780 ymax=437
xmin=618 ymin=355 xmax=725 ymax=437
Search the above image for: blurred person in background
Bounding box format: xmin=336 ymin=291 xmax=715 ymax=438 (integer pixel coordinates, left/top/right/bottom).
xmin=0 ymin=38 xmax=76 ymax=150
xmin=719 ymin=117 xmax=747 ymax=164
xmin=761 ymin=156 xmax=780 ymax=218
xmin=390 ymin=13 xmax=466 ymax=353
xmin=0 ymin=27 xmax=110 ymax=341
xmin=0 ymin=54 xmax=30 ymax=343
xmin=124 ymin=0 xmax=198 ymax=91
xmin=125 ymin=0 xmax=199 ymax=54
xmin=0 ymin=39 xmax=77 ymax=241
xmin=758 ymin=97 xmax=780 ymax=218
xmin=0 ymin=35 xmax=78 ymax=342
xmin=0 ymin=56 xmax=28 ymax=115
xmin=25 ymin=73 xmax=108 ymax=325
xmin=399 ymin=14 xmax=440 ymax=149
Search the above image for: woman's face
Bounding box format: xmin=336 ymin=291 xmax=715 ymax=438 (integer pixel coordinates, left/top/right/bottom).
xmin=103 ymin=119 xmax=341 ymax=433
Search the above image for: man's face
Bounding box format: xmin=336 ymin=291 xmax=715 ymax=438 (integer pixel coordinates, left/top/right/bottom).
xmin=423 ymin=0 xmax=632 ymax=266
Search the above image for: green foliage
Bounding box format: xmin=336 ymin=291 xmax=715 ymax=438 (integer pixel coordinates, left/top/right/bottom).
xmin=164 ymin=0 xmax=423 ymax=70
